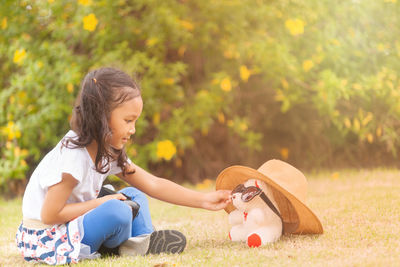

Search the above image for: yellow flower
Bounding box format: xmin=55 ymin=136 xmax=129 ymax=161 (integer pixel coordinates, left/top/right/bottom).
xmin=1 ymin=17 xmax=7 ymax=30
xmin=217 ymin=112 xmax=225 ymax=124
xmin=67 ymin=83 xmax=74 ymax=93
xmin=352 ymin=83 xmax=362 ymax=90
xmin=6 ymin=141 xmax=12 ymax=149
xmin=220 ymin=77 xmax=232 ymax=92
xmin=178 ymin=19 xmax=194 ymax=31
xmin=361 ymin=112 xmax=373 ymax=126
xmin=279 ymin=147 xmax=289 ymax=160
xmin=274 ymin=90 xmax=285 ymax=102
xmin=239 ymin=122 xmax=248 ymax=131
xmin=146 ymin=38 xmax=158 ymax=47
xmin=152 ymin=112 xmax=160 ymax=126
xmin=302 ymin=60 xmax=314 ymax=72
xmin=156 ymin=140 xmax=177 ymax=161
xmin=178 ymin=46 xmax=186 ymax=57
xmin=353 ymin=118 xmax=360 ymax=132
xmin=331 ymin=39 xmax=340 ymax=46
xmin=14 ymin=146 xmax=21 ymax=157
xmin=240 ymin=65 xmax=251 ymax=82
xmin=2 ymin=121 xmax=21 ymax=140
xmin=48 ymin=0 xmax=55 ymax=3
xmin=366 ymin=133 xmax=374 ymax=143
xmin=18 ymin=91 xmax=27 ymax=100
xmin=224 ymin=50 xmax=233 ymax=59
xmin=13 ymin=49 xmax=27 ymax=65
xmin=133 ymin=28 xmax=141 ymax=34
xmin=331 ymin=172 xmax=339 ymax=180
xmin=196 ymin=179 xmax=213 ymax=190
xmin=376 ymin=127 xmax=382 ymax=137
xmin=223 ymin=45 xmax=240 ymax=59
xmin=344 ymin=117 xmax=352 ymax=128
xmin=285 ymin=19 xmax=304 ymax=36
xmin=162 ymin=78 xmax=175 ymax=85
xmin=211 ymin=79 xmax=219 ymax=85
xmin=79 ymin=0 xmax=92 ymax=6
xmin=281 ymin=79 xmax=289 ymax=89
xmin=83 ymin=13 xmax=98 ymax=32
xmin=21 ymin=149 xmax=29 ymax=157
xmin=377 ymin=43 xmax=385 ymax=52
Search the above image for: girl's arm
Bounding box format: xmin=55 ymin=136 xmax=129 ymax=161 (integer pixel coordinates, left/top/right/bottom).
xmin=117 ymin=164 xmax=231 ymax=211
xmin=41 ymin=173 xmax=126 ymax=225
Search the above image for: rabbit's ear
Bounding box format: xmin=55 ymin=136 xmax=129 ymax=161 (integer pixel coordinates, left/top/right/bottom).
xmin=242 ymin=186 xmax=262 ymax=202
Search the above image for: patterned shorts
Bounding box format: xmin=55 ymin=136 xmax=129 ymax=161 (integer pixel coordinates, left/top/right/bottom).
xmin=15 ymin=218 xmax=81 ymax=265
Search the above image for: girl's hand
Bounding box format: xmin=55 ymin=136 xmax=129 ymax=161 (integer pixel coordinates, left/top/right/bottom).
xmin=202 ymin=190 xmax=232 ymax=211
xmin=42 ymin=174 xmax=130 ymax=225
xmin=99 ymin=193 xmax=127 ymax=203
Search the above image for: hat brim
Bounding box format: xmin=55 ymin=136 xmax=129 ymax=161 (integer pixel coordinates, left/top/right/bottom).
xmin=216 ymin=165 xmax=323 ymax=235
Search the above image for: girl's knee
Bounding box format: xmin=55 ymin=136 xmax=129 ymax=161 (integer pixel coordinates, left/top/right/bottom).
xmin=102 ymin=199 xmax=132 ymax=225
xmin=119 ymin=187 xmax=147 ymax=201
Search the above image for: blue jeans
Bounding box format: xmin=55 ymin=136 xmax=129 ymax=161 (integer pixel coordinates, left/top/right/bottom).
xmin=81 ymin=187 xmax=153 ymax=253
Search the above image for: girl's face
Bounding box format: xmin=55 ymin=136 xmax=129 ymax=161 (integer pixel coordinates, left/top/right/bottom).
xmin=108 ymin=96 xmax=143 ymax=150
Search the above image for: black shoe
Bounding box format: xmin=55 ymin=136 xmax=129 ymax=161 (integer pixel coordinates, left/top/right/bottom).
xmin=146 ymin=230 xmax=186 ymax=255
xmin=98 ymin=244 xmax=119 ymax=257
xmin=119 ymin=230 xmax=186 ymax=256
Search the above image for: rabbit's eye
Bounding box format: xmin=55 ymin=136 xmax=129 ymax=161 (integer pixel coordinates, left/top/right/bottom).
xmin=241 ymin=186 xmax=262 ymax=202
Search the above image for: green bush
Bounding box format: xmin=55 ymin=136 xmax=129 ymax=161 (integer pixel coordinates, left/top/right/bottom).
xmin=1 ymin=0 xmax=400 ymax=192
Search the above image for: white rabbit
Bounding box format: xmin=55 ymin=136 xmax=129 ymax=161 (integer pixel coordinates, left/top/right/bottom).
xmin=228 ymin=179 xmax=282 ymax=247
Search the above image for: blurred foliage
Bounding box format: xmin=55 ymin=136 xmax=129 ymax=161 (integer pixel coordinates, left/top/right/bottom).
xmin=1 ymin=0 xmax=400 ymax=192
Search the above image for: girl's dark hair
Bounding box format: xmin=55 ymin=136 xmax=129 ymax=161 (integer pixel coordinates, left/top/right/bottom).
xmin=63 ymin=67 xmax=141 ymax=176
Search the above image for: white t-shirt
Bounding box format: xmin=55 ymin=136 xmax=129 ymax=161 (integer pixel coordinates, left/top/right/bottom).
xmin=22 ymin=130 xmax=129 ymax=221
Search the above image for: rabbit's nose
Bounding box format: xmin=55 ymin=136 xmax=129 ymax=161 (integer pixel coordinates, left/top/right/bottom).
xmin=232 ymin=195 xmax=236 ymax=199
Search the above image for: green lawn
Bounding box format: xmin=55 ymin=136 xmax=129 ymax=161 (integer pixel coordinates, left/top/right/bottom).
xmin=1 ymin=169 xmax=399 ymax=266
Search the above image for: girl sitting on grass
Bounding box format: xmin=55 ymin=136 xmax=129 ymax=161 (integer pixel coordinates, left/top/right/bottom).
xmin=16 ymin=67 xmax=231 ymax=265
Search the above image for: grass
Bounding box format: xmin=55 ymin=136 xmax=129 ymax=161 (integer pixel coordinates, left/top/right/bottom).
xmin=1 ymin=168 xmax=399 ymax=266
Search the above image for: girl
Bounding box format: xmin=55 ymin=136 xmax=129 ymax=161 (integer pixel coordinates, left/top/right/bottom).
xmin=16 ymin=67 xmax=231 ymax=265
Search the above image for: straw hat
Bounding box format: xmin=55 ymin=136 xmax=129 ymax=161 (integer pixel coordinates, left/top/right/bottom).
xmin=216 ymin=159 xmax=323 ymax=235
